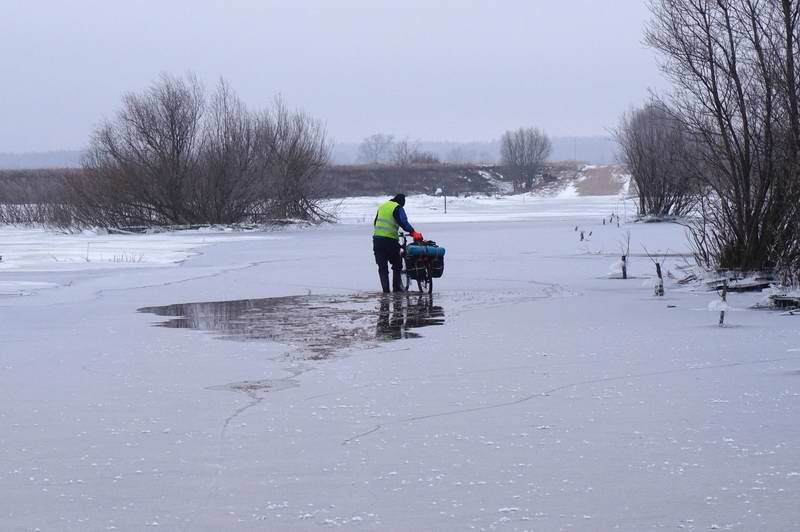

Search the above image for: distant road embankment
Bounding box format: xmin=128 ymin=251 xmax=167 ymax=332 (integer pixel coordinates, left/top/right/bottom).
xmin=321 ymin=162 xmax=628 ymax=198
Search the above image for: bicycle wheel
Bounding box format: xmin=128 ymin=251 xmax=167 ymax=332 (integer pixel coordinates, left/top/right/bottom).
xmin=426 ymin=267 xmax=433 ymax=294
xmin=416 ymin=267 xmax=433 ymax=294
xmin=402 ymin=262 xmax=411 ymax=291
xmin=401 ymin=249 xmax=411 ymax=292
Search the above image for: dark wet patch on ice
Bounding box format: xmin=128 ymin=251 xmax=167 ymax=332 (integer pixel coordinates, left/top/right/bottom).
xmin=138 ymin=293 xmax=445 ymax=359
xmin=207 ymin=378 xmax=300 ymax=394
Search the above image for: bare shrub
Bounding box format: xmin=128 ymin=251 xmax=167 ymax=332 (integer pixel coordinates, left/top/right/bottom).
xmin=0 ymin=169 xmax=76 ymax=226
xmin=409 ymin=151 xmax=440 ymax=165
xmin=389 ymin=137 xmax=440 ymax=167
xmin=615 ymin=102 xmax=697 ymax=218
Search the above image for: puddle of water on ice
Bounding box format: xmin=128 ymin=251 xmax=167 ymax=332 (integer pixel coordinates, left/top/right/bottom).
xmin=138 ymin=293 xmax=445 ymax=359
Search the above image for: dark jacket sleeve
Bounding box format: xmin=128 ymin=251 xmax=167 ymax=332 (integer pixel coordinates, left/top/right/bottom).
xmin=393 ymin=206 xmax=415 ymax=233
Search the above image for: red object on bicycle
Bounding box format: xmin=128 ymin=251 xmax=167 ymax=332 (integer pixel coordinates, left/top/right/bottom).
xmin=411 ymin=231 xmax=424 ymax=241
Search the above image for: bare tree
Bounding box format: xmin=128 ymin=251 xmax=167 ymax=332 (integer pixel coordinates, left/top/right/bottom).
xmin=392 ymin=137 xmax=420 ymax=167
xmin=410 ymin=150 xmax=441 ymax=165
xmin=646 ymin=0 xmax=800 ymax=273
xmin=357 ymin=133 xmax=395 ymax=164
xmin=615 ymin=102 xmax=697 ymax=218
xmin=500 ymin=127 xmax=551 ymax=191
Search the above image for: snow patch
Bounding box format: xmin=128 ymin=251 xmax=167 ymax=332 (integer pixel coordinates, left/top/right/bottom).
xmin=0 ymin=226 xmax=279 ymax=274
xmin=478 ymin=170 xmax=514 ymax=194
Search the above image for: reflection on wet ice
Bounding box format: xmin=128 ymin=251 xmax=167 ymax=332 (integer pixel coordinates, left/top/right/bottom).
xmin=377 ymin=294 xmax=445 ymax=340
xmin=138 ymin=293 xmax=445 ymax=359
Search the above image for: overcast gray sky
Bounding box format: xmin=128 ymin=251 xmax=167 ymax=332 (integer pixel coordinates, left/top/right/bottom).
xmin=0 ymin=0 xmax=666 ymax=153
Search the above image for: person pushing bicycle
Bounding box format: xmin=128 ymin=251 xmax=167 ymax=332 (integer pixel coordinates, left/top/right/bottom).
xmin=372 ymin=193 xmax=423 ymax=293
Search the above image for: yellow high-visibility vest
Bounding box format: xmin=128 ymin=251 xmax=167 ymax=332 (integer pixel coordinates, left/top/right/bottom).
xmin=373 ymin=200 xmax=400 ymax=239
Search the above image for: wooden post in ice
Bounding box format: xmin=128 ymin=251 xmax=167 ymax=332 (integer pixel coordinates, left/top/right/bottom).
xmin=620 ymin=231 xmax=631 ymax=280
xmin=718 ymin=280 xmax=728 ymax=327
xmin=655 ymin=262 xmax=664 ymax=296
xmin=443 ymin=186 xmax=447 ymax=214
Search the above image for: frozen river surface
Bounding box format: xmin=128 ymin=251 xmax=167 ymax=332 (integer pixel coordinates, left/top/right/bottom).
xmin=2 ymin=196 xmax=799 ymax=531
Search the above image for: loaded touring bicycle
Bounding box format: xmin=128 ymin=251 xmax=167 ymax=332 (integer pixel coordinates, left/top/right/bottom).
xmin=400 ymin=233 xmax=446 ymax=294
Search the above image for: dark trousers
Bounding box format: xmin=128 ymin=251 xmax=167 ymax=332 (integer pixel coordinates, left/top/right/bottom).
xmin=373 ymin=236 xmax=403 ymax=293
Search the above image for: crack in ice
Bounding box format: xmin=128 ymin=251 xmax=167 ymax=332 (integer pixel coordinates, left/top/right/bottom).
xmin=342 ymin=355 xmax=799 ymax=445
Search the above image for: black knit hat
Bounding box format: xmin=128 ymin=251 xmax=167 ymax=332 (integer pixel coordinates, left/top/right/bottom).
xmin=391 ymin=193 xmax=406 ymax=206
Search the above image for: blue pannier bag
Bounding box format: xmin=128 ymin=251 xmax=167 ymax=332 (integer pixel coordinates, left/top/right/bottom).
xmin=406 ymin=240 xmax=445 ymax=278
xmin=406 ymin=243 xmax=446 ymax=258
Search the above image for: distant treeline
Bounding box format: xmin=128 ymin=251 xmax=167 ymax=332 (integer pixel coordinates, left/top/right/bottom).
xmin=330 ymin=136 xmax=617 ymax=166
xmin=0 ymin=137 xmax=619 ymax=171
